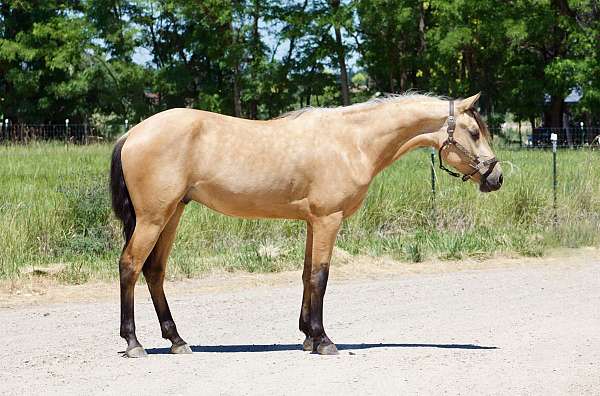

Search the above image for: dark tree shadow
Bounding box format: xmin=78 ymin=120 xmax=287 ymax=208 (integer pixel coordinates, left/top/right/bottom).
xmin=145 ymin=342 xmax=498 ymax=355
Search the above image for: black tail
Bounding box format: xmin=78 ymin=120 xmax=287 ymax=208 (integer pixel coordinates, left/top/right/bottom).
xmin=110 ymin=137 xmax=136 ymax=245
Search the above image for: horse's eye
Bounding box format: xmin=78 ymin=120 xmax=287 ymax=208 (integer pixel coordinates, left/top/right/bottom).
xmin=469 ymin=129 xmax=480 ymax=140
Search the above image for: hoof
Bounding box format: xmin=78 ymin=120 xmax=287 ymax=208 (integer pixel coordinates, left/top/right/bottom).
xmin=302 ymin=337 xmax=314 ymax=352
xmin=125 ymin=346 xmax=147 ymax=358
xmin=316 ymin=341 xmax=339 ymax=355
xmin=170 ymin=343 xmax=193 ymax=354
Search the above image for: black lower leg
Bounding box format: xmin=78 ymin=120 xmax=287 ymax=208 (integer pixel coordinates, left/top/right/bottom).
xmin=119 ymin=268 xmax=142 ymax=350
xmin=144 ymin=264 xmax=186 ymax=347
xmin=299 ymin=263 xmax=312 ymax=337
xmin=309 ymin=265 xmax=333 ymax=348
xmin=151 ymin=291 xmax=186 ymax=346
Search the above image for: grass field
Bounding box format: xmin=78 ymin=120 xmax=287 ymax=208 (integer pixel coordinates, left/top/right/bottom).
xmin=1 ymin=142 xmax=599 ymax=282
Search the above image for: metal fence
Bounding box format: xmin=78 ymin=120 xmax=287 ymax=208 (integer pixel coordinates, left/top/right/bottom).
xmin=491 ymin=127 xmax=600 ymax=149
xmin=1 ymin=122 xmax=599 ymax=148
xmin=530 ymin=127 xmax=600 ymax=147
xmin=0 ymin=122 xmax=125 ymax=144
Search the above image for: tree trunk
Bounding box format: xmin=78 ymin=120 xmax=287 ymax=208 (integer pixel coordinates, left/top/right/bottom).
xmin=563 ymin=107 xmax=572 ymax=147
xmin=418 ymin=1 xmax=426 ymax=53
xmin=399 ymin=71 xmax=407 ymax=92
xmin=249 ymin=0 xmax=260 ymax=119
xmin=233 ymin=63 xmax=242 ymax=118
xmin=546 ymin=95 xmax=563 ymax=128
xmin=229 ymin=1 xmax=243 ymax=118
xmin=331 ymin=0 xmax=350 ymax=105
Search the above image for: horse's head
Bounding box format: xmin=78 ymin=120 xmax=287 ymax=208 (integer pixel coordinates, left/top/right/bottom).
xmin=437 ymin=93 xmax=503 ymax=193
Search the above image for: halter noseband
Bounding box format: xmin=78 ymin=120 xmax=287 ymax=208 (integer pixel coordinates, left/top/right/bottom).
xmin=438 ymin=101 xmax=498 ymax=182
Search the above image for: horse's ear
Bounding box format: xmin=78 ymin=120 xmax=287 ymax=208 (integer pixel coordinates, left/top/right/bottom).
xmin=458 ymin=92 xmax=481 ymax=112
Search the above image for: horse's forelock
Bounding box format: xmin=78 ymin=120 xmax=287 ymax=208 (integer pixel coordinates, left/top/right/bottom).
xmin=467 ymin=109 xmax=491 ymax=141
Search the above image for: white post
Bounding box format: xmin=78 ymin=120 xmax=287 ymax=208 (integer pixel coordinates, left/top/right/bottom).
xmin=125 ymin=119 xmax=129 ymax=132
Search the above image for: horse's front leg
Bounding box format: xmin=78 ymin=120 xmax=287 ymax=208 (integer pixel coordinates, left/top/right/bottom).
xmin=299 ymin=222 xmax=313 ymax=351
xmin=308 ymin=212 xmax=343 ymax=355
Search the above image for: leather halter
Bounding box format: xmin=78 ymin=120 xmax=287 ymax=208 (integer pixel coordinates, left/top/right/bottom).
xmin=438 ymin=101 xmax=498 ymax=182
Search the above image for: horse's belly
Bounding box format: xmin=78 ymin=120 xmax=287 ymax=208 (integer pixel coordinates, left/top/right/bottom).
xmin=186 ymin=181 xmax=310 ymax=220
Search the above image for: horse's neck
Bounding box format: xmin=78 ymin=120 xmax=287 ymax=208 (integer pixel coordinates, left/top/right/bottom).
xmin=350 ymin=100 xmax=449 ymax=175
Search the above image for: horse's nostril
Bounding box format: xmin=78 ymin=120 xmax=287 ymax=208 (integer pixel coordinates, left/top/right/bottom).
xmin=498 ymin=174 xmax=503 ymax=186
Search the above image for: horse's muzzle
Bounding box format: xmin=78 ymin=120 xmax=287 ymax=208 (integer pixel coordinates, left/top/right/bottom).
xmin=480 ymin=173 xmax=503 ymax=192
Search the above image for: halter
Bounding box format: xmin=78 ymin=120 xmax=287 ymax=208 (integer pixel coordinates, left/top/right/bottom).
xmin=438 ymin=101 xmax=498 ymax=182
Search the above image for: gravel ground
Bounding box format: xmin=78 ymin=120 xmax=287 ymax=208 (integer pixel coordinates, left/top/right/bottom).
xmin=1 ymin=250 xmax=599 ymax=395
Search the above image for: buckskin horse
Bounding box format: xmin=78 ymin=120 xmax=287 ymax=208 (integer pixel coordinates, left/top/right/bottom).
xmin=110 ymin=93 xmax=503 ymax=357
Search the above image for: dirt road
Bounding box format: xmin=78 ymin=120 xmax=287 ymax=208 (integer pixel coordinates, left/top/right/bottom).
xmin=1 ymin=250 xmax=599 ymax=395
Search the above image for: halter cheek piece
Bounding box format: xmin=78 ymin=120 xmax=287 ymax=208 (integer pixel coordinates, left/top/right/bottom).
xmin=438 ymin=101 xmax=498 ymax=182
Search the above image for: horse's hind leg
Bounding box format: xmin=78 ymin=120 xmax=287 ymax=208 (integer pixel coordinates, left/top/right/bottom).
xmin=119 ymin=217 xmax=167 ymax=358
xmin=142 ymin=202 xmax=191 ymax=354
xmin=299 ymin=222 xmax=313 ymax=351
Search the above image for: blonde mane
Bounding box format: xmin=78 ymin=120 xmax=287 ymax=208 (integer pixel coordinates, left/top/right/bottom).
xmin=276 ymin=92 xmax=450 ymax=119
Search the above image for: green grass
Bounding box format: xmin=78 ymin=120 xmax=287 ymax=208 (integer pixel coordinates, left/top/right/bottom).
xmin=1 ymin=142 xmax=599 ymax=282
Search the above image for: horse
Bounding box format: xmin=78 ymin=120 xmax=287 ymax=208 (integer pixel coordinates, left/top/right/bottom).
xmin=109 ymin=92 xmax=503 ymax=357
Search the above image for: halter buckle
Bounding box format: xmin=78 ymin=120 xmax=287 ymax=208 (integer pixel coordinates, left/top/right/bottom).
xmin=447 ymin=113 xmax=456 ymax=140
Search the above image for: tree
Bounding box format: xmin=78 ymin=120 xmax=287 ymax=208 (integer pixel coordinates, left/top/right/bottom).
xmin=330 ymin=0 xmax=351 ymax=105
xmin=0 ymin=0 xmax=96 ymax=122
xmin=356 ymin=0 xmax=430 ymax=93
xmin=1 ymin=0 xmax=598 ymax=126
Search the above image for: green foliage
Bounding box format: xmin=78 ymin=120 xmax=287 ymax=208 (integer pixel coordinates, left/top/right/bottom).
xmin=1 ymin=1 xmax=599 ymax=125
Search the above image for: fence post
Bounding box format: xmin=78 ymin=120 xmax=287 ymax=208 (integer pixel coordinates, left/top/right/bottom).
xmin=3 ymin=119 xmax=7 ymax=141
xmin=65 ymin=118 xmax=70 ymax=144
xmin=430 ymin=147 xmax=436 ymax=226
xmin=551 ymin=132 xmax=558 ymax=226
xmin=124 ymin=119 xmax=129 ymax=134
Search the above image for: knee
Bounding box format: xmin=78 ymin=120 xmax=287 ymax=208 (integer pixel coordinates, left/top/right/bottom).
xmin=120 ymin=254 xmax=146 ymax=285
xmin=119 ymin=255 xmax=134 ymax=277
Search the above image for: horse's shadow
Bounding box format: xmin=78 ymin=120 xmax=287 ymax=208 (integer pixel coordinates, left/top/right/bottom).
xmin=145 ymin=342 xmax=498 ymax=355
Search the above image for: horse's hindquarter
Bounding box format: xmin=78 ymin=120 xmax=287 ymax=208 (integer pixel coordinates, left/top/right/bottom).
xmin=123 ymin=109 xmax=372 ymax=220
